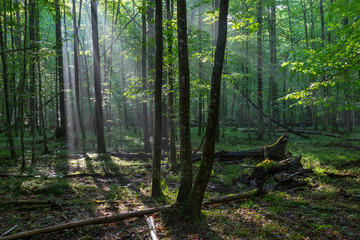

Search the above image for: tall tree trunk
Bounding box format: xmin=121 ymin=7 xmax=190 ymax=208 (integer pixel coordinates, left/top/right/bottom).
xmin=176 ymin=0 xmax=192 ymax=204
xmin=257 ymin=0 xmax=264 ymax=140
xmin=36 ymin=1 xmax=48 ymax=154
xmin=197 ymin=6 xmax=203 ymax=137
xmin=166 ymin=0 xmax=176 ymax=166
xmin=186 ymin=0 xmax=229 ymax=220
xmin=269 ymin=1 xmax=278 ymax=122
xmin=147 ymin=0 xmax=155 ymax=137
xmin=55 ymin=0 xmax=66 ymax=138
xmin=245 ymin=3 xmax=251 ymax=142
xmin=142 ymin=0 xmax=151 ymax=152
xmin=120 ymin=55 xmax=129 ymax=129
xmin=90 ymin=0 xmax=106 ymax=153
xmin=72 ymin=0 xmax=85 ymax=148
xmin=151 ymin=0 xmax=164 ymax=198
xmin=29 ymin=0 xmax=36 ymax=165
xmin=0 ymin=3 xmax=17 ymax=160
xmin=214 ymin=0 xmax=220 ymax=142
xmin=20 ymin=0 xmax=28 ymax=171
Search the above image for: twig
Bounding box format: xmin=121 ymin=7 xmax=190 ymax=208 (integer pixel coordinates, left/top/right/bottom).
xmin=0 ymin=225 xmax=17 ymax=237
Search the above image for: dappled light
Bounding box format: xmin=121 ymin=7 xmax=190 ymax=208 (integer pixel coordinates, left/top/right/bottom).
xmin=1 ymin=0 xmax=360 ymax=238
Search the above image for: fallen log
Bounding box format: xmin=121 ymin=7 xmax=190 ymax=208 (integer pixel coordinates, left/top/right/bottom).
xmin=0 ymin=190 xmax=258 ymax=240
xmin=209 ymin=133 xmax=289 ymax=162
xmin=249 ymin=156 xmax=303 ymax=190
xmin=0 ymin=206 xmax=170 ymax=240
xmin=203 ymin=188 xmax=259 ymax=204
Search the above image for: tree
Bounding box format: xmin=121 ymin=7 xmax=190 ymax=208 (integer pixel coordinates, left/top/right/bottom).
xmin=186 ymin=0 xmax=229 ymax=220
xmin=269 ymin=0 xmax=278 ymax=121
xmin=72 ymin=0 xmax=85 ymax=147
xmin=257 ymin=0 xmax=264 ymax=140
xmin=151 ymin=0 xmax=164 ymax=198
xmin=90 ymin=0 xmax=106 ymax=153
xmin=55 ymin=0 xmax=66 ymax=138
xmin=176 ymin=0 xmax=192 ymax=204
xmin=142 ymin=0 xmax=151 ymax=152
xmin=165 ymin=0 xmax=176 ymax=166
xmin=0 ymin=3 xmax=16 ymax=160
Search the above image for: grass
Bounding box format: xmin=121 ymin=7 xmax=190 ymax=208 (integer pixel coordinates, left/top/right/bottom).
xmin=0 ymin=126 xmax=359 ymax=239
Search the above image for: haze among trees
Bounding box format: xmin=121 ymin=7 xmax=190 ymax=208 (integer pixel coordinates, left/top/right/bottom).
xmin=0 ymin=0 xmax=359 ymax=238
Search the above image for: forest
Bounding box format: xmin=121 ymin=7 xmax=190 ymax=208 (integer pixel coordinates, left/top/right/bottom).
xmin=0 ymin=0 xmax=359 ymax=238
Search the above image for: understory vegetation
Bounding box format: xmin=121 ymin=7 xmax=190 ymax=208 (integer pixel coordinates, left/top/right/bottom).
xmin=1 ymin=128 xmax=359 ymax=239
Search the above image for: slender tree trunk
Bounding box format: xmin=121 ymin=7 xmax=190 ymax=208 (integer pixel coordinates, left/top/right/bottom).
xmin=257 ymin=0 xmax=264 ymax=140
xmin=151 ymin=0 xmax=164 ymax=198
xmin=0 ymin=4 xmax=17 ymax=160
xmin=176 ymin=0 xmax=192 ymax=204
xmin=142 ymin=1 xmax=151 ymax=152
xmin=147 ymin=0 xmax=155 ymax=137
xmin=197 ymin=6 xmax=203 ymax=137
xmin=120 ymin=55 xmax=129 ymax=129
xmin=269 ymin=1 xmax=278 ymax=122
xmin=20 ymin=0 xmax=28 ymax=171
xmin=55 ymin=0 xmax=66 ymax=138
xmin=186 ymin=0 xmax=229 ymax=220
xmin=72 ymin=0 xmax=85 ymax=148
xmin=29 ymin=0 xmax=37 ymax=165
xmin=245 ymin=3 xmax=251 ymax=142
xmin=90 ymin=0 xmax=106 ymax=153
xmin=166 ymin=0 xmax=176 ymax=166
xmin=35 ymin=2 xmax=48 ymax=154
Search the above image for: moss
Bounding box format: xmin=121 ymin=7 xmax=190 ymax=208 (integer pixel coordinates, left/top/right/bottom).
xmin=256 ymin=159 xmax=282 ymax=172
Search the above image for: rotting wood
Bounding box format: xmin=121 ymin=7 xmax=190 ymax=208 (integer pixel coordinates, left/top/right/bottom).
xmin=203 ymin=188 xmax=259 ymax=204
xmin=145 ymin=215 xmax=159 ymax=240
xmin=249 ymin=156 xmax=303 ymax=190
xmin=193 ymin=133 xmax=289 ymax=162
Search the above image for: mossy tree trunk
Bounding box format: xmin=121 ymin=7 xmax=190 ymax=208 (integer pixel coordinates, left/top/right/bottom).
xmin=186 ymin=0 xmax=229 ymax=220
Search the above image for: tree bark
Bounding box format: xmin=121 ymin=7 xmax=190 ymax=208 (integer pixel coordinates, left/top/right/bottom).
xmin=176 ymin=0 xmax=192 ymax=204
xmin=166 ymin=0 xmax=176 ymax=166
xmin=257 ymin=0 xmax=264 ymax=140
xmin=55 ymin=0 xmax=66 ymax=138
xmin=19 ymin=0 xmax=28 ymax=171
xmin=197 ymin=6 xmax=203 ymax=137
xmin=72 ymin=0 xmax=85 ymax=148
xmin=142 ymin=1 xmax=151 ymax=152
xmin=0 ymin=5 xmax=17 ymax=160
xmin=269 ymin=1 xmax=278 ymax=121
xmin=186 ymin=0 xmax=229 ymax=220
xmin=90 ymin=0 xmax=106 ymax=153
xmin=151 ymin=0 xmax=164 ymax=198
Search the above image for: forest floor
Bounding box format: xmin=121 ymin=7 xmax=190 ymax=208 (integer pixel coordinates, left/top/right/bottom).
xmin=0 ymin=128 xmax=359 ymax=239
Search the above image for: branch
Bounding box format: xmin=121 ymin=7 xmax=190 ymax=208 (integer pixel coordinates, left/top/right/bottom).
xmin=0 ymin=47 xmax=36 ymax=55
